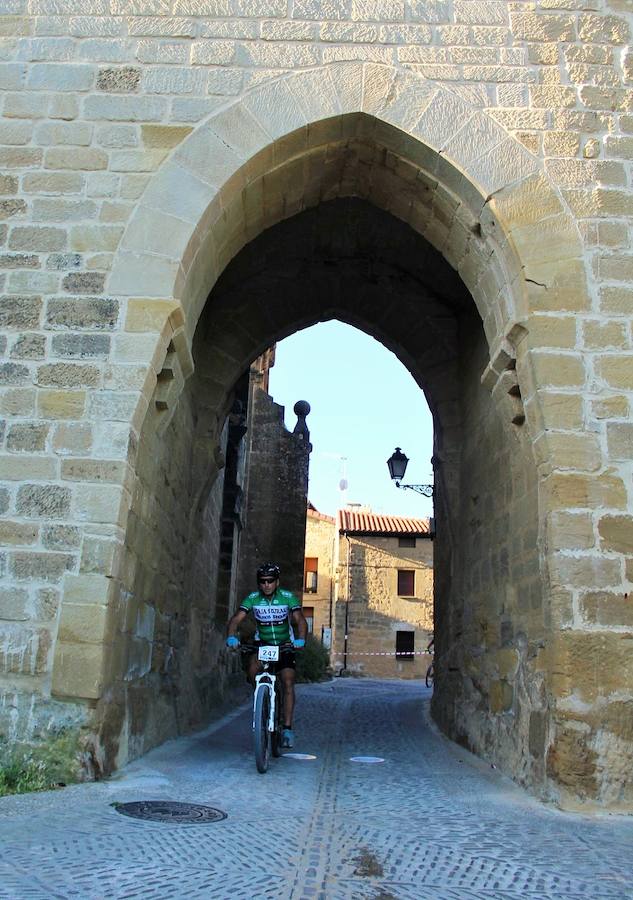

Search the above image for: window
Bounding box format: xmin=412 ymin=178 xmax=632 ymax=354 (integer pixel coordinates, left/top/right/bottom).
xmin=304 ymin=557 xmax=318 ymax=592
xmin=396 ymin=631 xmax=415 ymax=660
xmin=303 ymin=606 xmax=314 ymax=633
xmin=397 ymin=569 xmax=415 ymax=596
xmin=398 ymin=536 xmax=416 ymax=548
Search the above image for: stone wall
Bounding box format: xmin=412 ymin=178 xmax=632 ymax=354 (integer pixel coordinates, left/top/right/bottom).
xmin=236 ymin=381 xmax=310 ymax=605
xmin=432 ymin=309 xmax=544 ymax=792
xmin=0 ymin=1 xmax=632 ymax=806
xmin=302 ymin=507 xmax=336 ymax=643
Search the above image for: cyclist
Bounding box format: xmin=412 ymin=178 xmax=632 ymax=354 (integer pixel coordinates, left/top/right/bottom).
xmin=226 ymin=562 xmax=308 ymax=749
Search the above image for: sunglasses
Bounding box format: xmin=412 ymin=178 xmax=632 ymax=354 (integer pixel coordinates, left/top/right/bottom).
xmin=258 ymin=577 xmax=277 ymax=584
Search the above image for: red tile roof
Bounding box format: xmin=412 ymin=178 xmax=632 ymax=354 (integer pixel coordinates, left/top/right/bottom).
xmin=307 ymin=505 xmax=336 ymax=524
xmin=338 ymin=509 xmax=431 ymax=535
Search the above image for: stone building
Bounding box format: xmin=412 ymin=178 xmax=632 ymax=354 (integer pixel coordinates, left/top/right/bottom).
xmin=302 ymin=502 xmax=337 ymax=645
xmin=332 ymin=506 xmax=433 ymax=679
xmin=0 ymin=1 xmax=632 ymax=809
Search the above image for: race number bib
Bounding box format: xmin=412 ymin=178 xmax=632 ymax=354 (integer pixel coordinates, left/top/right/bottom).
xmin=258 ymin=645 xmax=279 ymax=662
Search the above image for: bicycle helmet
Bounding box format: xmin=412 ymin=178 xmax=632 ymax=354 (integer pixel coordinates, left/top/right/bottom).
xmin=257 ymin=562 xmax=280 ymax=580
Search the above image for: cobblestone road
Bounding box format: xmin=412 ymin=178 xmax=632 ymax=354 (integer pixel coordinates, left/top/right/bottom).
xmin=1 ymin=679 xmax=632 ymax=899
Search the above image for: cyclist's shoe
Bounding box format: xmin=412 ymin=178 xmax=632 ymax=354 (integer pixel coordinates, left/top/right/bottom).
xmin=281 ymin=728 xmax=294 ymax=749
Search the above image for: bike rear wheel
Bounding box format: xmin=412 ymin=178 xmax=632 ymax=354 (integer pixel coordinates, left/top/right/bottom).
xmin=254 ymin=686 xmax=271 ymax=773
xmin=271 ymin=681 xmax=284 ymax=757
xmin=425 ymin=662 xmax=434 ymax=688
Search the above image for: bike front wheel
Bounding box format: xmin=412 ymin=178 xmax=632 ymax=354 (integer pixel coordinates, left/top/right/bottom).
xmin=254 ymin=686 xmax=271 ymax=773
xmin=425 ymin=662 xmax=434 ymax=689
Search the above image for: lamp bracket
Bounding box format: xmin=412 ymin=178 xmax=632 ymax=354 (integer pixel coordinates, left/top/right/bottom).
xmin=395 ymin=481 xmax=434 ymax=497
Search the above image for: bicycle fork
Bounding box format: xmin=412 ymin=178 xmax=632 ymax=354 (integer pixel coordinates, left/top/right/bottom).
xmin=253 ymin=673 xmax=276 ymax=732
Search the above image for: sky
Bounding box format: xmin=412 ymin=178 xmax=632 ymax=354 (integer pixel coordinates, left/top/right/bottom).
xmin=268 ymin=320 xmax=435 ymax=521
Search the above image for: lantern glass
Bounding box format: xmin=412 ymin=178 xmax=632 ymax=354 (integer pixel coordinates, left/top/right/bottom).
xmin=387 ymin=447 xmax=409 ymax=482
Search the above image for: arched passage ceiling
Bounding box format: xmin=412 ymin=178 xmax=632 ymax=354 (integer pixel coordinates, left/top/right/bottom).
xmin=176 ymin=116 xmax=517 ymax=350
xmin=191 ymin=198 xmax=479 ymax=468
xmin=197 ymin=197 xmax=472 ymax=402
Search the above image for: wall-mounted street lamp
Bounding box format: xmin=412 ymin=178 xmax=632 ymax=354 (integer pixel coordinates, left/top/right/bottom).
xmin=386 ymin=447 xmax=434 ymax=497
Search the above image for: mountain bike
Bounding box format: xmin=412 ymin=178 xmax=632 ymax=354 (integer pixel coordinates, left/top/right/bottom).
xmin=241 ymin=642 xmax=290 ymax=773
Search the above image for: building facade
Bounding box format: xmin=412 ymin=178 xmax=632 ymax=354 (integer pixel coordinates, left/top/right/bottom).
xmin=333 ymin=506 xmax=433 ymax=680
xmin=302 ymin=503 xmax=336 ymax=647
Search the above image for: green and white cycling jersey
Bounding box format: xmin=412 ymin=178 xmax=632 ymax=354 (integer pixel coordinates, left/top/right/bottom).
xmin=239 ymin=588 xmax=301 ymax=645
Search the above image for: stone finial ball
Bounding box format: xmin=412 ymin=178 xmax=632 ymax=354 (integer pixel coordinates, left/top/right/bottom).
xmin=294 ymin=400 xmax=311 ymax=417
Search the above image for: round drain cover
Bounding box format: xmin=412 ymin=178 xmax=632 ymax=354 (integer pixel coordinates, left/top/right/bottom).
xmin=114 ymin=801 xmax=227 ymax=824
xmin=349 ymin=756 xmax=385 ymax=764
xmin=282 ymin=753 xmax=317 ymax=760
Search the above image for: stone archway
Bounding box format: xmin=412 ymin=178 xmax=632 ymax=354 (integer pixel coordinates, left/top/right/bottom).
xmin=45 ymin=63 xmax=631 ymax=809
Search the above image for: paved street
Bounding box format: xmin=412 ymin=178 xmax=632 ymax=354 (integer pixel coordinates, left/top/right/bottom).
xmin=1 ymin=679 xmax=632 ymax=899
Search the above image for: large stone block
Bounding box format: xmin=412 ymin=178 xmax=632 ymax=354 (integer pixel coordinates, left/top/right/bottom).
xmin=80 ymin=536 xmax=120 ymax=575
xmin=51 ymin=333 xmax=111 ymax=359
xmin=57 ymin=602 xmax=110 ymax=644
xmin=0 ymin=387 xmax=36 ymax=417
xmin=544 ymin=472 xmax=627 ymax=511
xmin=28 ymin=63 xmax=95 ymax=92
xmin=546 ymin=719 xmax=598 ymax=798
xmin=16 ymin=483 xmax=71 ymax=518
xmin=11 ymin=551 xmax=74 ymax=582
xmin=595 ymin=355 xmax=633 ymax=390
xmin=0 ymin=362 xmax=30 ymax=386
xmin=546 ymin=511 xmax=595 ymax=552
xmin=0 ymin=586 xmax=30 ymax=621
xmin=0 ymin=521 xmax=38 ymax=546
xmin=1 ymin=455 xmax=57 ymax=480
xmin=534 ymin=432 xmax=602 ymax=473
xmin=52 ymin=640 xmax=106 ymax=699
xmin=10 ymin=333 xmax=46 ymax=359
xmin=62 ymin=573 xmax=112 ymax=606
xmin=96 ymin=66 xmax=141 ymax=92
xmin=0 ymin=624 xmax=51 ymax=675
xmin=45 ymin=297 xmax=119 ymax=330
xmin=41 ymin=524 xmax=81 ymax=550
xmin=61 ymin=272 xmax=106 ymax=295
xmin=73 ymin=483 xmax=129 ymax=526
xmin=606 ymin=423 xmax=633 ymax=460
xmin=36 ymin=363 xmax=100 ymax=389
xmin=547 ymin=631 xmax=633 ymax=705
xmin=61 ymin=458 xmax=129 ymax=485
xmin=8 ymin=226 xmax=66 ymax=252
xmin=598 ymin=515 xmax=633 ymax=554
xmin=0 ymin=296 xmax=42 ymax=329
xmin=528 ymin=351 xmax=586 ymax=388
xmin=37 ymin=389 xmax=86 ymax=420
xmin=7 ymin=422 xmax=49 ymax=452
xmin=124 ymin=298 xmax=182 ymax=332
xmin=580 ymin=591 xmax=633 ymax=629
xmin=52 ymin=422 xmax=92 ymax=455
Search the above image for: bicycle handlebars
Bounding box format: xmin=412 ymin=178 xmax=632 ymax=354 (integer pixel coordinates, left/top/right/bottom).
xmin=239 ymin=641 xmax=295 ymax=654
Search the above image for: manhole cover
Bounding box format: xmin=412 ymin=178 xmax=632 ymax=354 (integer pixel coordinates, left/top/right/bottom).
xmin=114 ymin=801 xmax=227 ymax=824
xmin=349 ymin=756 xmax=385 ymax=764
xmin=283 ymin=753 xmax=317 ymax=760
